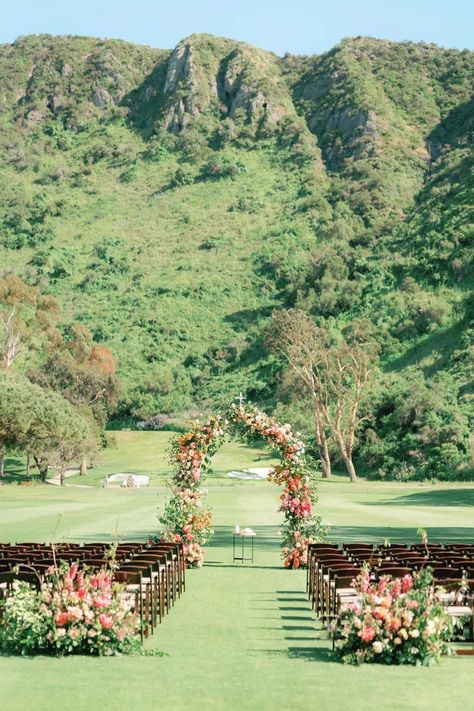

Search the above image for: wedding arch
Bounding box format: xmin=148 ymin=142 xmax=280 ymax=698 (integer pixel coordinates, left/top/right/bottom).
xmin=157 ymin=402 xmax=325 ymax=568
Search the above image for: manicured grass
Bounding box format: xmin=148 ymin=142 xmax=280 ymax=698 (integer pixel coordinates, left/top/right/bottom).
xmin=1 ymin=468 xmax=473 ymax=710
xmin=2 ymin=431 xmax=278 ymax=486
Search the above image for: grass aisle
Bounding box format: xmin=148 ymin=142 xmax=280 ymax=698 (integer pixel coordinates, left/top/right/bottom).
xmin=0 ymin=480 xmax=473 ymax=710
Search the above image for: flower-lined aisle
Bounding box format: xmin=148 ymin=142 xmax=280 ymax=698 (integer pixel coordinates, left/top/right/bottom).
xmin=158 ymin=403 xmax=325 ymax=567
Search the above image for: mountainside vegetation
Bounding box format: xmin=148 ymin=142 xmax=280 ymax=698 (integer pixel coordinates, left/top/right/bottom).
xmin=0 ymin=32 xmax=472 ymax=481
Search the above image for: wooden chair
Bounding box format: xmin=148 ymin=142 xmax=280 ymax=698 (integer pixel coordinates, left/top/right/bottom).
xmin=325 ymin=572 xmax=361 ymax=649
xmin=373 ymin=566 xmax=411 ymax=578
xmin=307 ymin=544 xmax=341 ymax=598
xmin=113 ymin=569 xmax=146 ymax=642
xmin=127 ymin=554 xmax=169 ymax=625
xmin=316 ymin=562 xmax=356 ymax=618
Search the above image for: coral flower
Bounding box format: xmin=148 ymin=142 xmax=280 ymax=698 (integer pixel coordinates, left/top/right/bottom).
xmin=99 ymin=614 xmax=114 ymax=629
xmin=55 ymin=612 xmax=68 ymax=627
xmin=360 ymin=626 xmax=376 ymax=643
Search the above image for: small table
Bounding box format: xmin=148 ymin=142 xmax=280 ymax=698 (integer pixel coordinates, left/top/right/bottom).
xmin=232 ymin=531 xmax=256 ymax=564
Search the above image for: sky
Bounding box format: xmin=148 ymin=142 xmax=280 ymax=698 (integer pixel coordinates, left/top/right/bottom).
xmin=0 ymin=0 xmax=472 ymax=56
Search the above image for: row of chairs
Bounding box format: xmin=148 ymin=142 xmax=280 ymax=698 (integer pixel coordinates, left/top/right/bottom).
xmin=0 ymin=541 xmax=185 ymax=642
xmin=306 ymin=542 xmax=474 ymax=647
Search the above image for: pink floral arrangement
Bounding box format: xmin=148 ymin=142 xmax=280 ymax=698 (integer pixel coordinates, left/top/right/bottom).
xmin=334 ymin=567 xmax=453 ymax=665
xmin=0 ymin=562 xmax=139 ymax=656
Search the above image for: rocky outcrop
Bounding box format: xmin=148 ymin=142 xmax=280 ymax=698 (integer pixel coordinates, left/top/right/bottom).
xmin=91 ymin=87 xmax=112 ymax=107
xmin=160 ymin=35 xmax=293 ymax=134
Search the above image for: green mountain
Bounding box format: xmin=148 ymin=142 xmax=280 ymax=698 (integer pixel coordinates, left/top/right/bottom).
xmin=0 ymin=33 xmax=472 ymax=477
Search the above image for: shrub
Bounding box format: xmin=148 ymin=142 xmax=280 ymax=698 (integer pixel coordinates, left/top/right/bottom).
xmin=119 ymin=164 xmax=139 ymax=183
xmin=171 ymin=166 xmax=196 ymax=187
xmin=201 ymin=155 xmax=246 ymax=180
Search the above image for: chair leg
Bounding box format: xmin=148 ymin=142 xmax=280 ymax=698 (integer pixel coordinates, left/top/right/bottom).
xmin=143 ymin=582 xmax=150 ymax=638
xmin=161 ymin=568 xmax=166 ymax=617
xmin=136 ymin=588 xmax=144 ymax=643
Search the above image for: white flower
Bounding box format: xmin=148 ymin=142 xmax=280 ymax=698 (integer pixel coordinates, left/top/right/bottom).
xmin=410 ymin=629 xmax=420 ymax=638
xmin=372 ymin=641 xmax=383 ymax=654
xmin=425 ymin=620 xmax=436 ymax=636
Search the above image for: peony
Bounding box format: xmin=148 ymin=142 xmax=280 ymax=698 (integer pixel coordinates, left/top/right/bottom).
xmin=99 ymin=614 xmax=114 ymax=629
xmin=68 ymin=628 xmax=81 ymax=640
xmin=410 ymin=629 xmax=420 ymax=638
xmin=394 ymin=636 xmax=402 ymax=645
xmin=360 ymin=626 xmax=376 ymax=643
xmin=372 ymin=641 xmax=383 ymax=654
xmin=401 ymin=574 xmax=413 ymax=593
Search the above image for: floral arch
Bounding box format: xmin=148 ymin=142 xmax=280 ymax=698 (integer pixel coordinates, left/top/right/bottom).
xmin=158 ymin=403 xmax=325 ymax=568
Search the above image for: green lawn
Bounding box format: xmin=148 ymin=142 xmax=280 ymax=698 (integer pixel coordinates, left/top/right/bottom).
xmin=2 ymin=431 xmax=278 ymax=486
xmin=0 ymin=440 xmax=473 ymax=710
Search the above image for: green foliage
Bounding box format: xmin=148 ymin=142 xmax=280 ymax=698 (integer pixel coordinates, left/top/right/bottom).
xmin=0 ymin=370 xmax=97 ymax=479
xmin=360 ymin=370 xmax=471 ymax=481
xmin=200 ymin=154 xmax=247 ymax=180
xmin=1 ymin=191 xmax=56 ymax=249
xmin=30 ymin=246 xmax=78 ymax=281
xmin=171 ymin=165 xmax=196 ymax=187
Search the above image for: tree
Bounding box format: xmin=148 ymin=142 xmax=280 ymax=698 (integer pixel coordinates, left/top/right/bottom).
xmin=266 ymin=310 xmax=333 ymax=478
xmin=0 ymin=275 xmax=59 ymax=368
xmin=317 ymin=324 xmax=378 ymax=482
xmin=30 ymin=324 xmax=118 ymax=475
xmin=0 ymin=370 xmax=97 ymax=484
xmin=0 ymin=275 xmax=58 ymax=474
xmin=267 ymin=310 xmax=378 ymax=482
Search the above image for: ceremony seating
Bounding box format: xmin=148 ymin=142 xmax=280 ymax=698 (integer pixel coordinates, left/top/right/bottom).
xmin=307 ymin=541 xmax=474 ymax=647
xmin=0 ymin=540 xmax=186 ymax=642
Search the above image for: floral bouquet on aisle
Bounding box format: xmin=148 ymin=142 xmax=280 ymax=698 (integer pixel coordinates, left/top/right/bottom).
xmin=0 ymin=562 xmax=139 ymax=656
xmin=334 ymin=567 xmax=454 ymax=665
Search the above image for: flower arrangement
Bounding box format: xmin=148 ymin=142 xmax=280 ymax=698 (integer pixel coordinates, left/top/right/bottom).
xmin=334 ymin=567 xmax=453 ymax=665
xmin=0 ymin=563 xmax=139 ymax=656
xmin=158 ymin=402 xmax=325 ymax=568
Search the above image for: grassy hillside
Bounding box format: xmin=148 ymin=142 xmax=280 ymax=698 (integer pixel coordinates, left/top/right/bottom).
xmin=0 ymin=33 xmax=472 ymax=477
